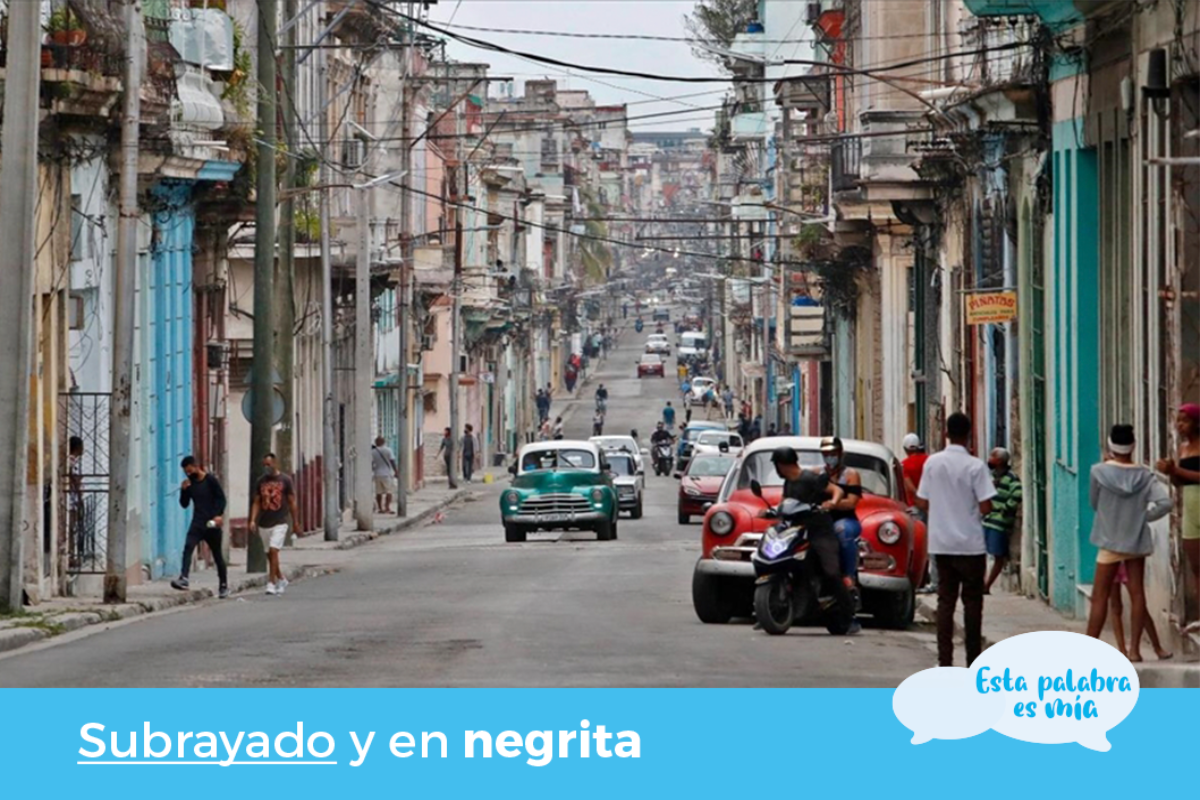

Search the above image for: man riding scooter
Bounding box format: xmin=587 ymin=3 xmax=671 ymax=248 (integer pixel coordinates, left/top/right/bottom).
xmin=819 ymin=437 xmax=864 ymax=610
xmin=764 ymin=446 xmax=859 ymax=635
xmin=650 ymin=422 xmax=675 ymax=475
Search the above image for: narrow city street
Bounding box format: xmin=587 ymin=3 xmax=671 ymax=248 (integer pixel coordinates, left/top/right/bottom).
xmin=0 ymin=329 xmax=944 ymax=687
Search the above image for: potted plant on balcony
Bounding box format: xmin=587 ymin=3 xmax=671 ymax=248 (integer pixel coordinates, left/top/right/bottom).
xmin=47 ymin=6 xmax=86 ymax=47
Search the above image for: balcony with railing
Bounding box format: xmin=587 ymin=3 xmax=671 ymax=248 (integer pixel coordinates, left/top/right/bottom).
xmin=831 ymin=135 xmax=862 ymax=192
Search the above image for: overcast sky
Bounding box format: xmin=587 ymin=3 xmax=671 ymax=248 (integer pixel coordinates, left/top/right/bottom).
xmin=429 ymin=0 xmax=727 ymax=133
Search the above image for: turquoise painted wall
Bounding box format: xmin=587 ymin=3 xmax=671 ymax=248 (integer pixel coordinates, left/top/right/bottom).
xmin=1049 ymin=118 xmax=1101 ymax=613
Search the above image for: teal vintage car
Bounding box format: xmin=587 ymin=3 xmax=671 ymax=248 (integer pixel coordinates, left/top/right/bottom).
xmin=501 ymin=441 xmax=619 ymax=542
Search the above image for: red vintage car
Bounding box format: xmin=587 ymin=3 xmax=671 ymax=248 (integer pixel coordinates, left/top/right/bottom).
xmin=691 ymin=436 xmax=927 ymax=629
xmin=676 ymin=453 xmax=737 ymax=524
xmin=637 ymin=353 xmax=665 ymax=378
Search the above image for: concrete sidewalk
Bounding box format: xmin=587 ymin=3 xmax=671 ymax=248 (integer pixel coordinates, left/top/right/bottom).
xmin=916 ymin=590 xmax=1199 ymax=687
xmin=0 ymin=485 xmax=471 ymax=655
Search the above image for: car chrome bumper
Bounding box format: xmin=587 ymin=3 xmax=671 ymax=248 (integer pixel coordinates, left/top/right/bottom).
xmin=506 ymin=511 xmax=608 ymax=526
xmin=859 ymin=573 xmax=912 ymax=593
xmin=695 ymin=558 xmax=756 ymax=578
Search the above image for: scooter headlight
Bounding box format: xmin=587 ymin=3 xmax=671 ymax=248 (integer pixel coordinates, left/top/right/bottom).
xmin=709 ymin=510 xmax=735 ymax=536
xmin=878 ymin=520 xmax=902 ymax=545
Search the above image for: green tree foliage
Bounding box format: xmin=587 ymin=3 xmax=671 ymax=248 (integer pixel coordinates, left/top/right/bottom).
xmin=683 ymin=0 xmax=759 ymax=70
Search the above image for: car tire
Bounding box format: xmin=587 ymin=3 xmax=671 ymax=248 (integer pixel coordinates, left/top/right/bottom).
xmin=504 ymin=524 xmax=526 ymax=543
xmin=632 ymin=497 xmax=643 ymax=519
xmin=595 ymin=518 xmax=614 ymax=541
xmin=677 ymin=511 xmax=689 ymax=525
xmin=692 ymin=564 xmax=733 ymax=624
xmin=873 ymin=585 xmax=916 ymax=630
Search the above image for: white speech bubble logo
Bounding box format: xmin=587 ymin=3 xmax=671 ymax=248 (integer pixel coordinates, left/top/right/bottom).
xmin=973 ymin=631 xmax=1139 ymax=752
xmin=893 ymin=667 xmax=1006 ymax=745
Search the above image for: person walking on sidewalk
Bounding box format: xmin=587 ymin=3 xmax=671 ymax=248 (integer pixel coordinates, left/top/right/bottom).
xmin=461 ymin=424 xmax=478 ymax=484
xmin=536 ymin=389 xmax=550 ymax=424
xmin=901 ymin=433 xmax=934 ymax=593
xmin=915 ymin=413 xmax=996 ymax=667
xmin=722 ymin=386 xmax=735 ymax=420
xmin=437 ymin=427 xmax=456 ymax=489
xmin=662 ymin=401 xmax=676 ymax=429
xmin=1107 ymin=561 xmax=1172 ymax=660
xmin=250 ymin=453 xmax=299 ymax=596
xmin=371 ymin=436 xmax=398 ymax=514
xmin=171 ymin=456 xmax=228 ymax=598
xmin=593 ymin=410 xmax=605 ymax=437
xmin=983 ymin=448 xmax=1022 ymax=595
xmin=1156 ymin=403 xmax=1200 ymax=631
xmin=1085 ymin=424 xmax=1173 ymax=660
xmin=552 ymin=416 xmax=565 ymax=440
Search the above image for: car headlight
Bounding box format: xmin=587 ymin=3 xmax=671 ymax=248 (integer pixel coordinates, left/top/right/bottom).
xmin=683 ymin=485 xmax=702 ymax=496
xmin=709 ymin=510 xmax=735 ymax=536
xmin=878 ymin=520 xmax=902 ymax=545
xmin=591 ymin=488 xmax=605 ymax=502
xmin=504 ymin=491 xmax=520 ymax=506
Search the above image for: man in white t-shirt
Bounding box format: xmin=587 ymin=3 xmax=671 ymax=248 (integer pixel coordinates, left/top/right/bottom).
xmin=915 ymin=413 xmax=996 ymax=667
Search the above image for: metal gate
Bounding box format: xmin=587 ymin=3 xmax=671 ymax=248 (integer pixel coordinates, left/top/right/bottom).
xmin=58 ymin=392 xmax=110 ymax=575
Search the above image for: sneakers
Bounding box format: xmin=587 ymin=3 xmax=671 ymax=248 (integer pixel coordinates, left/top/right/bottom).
xmin=265 ymin=582 xmax=278 ymax=595
xmin=276 ymin=578 xmax=288 ymax=595
xmin=218 ymin=585 xmax=230 ymax=599
xmin=170 ymin=577 xmax=189 ymax=591
xmin=846 ymin=620 xmax=862 ymax=636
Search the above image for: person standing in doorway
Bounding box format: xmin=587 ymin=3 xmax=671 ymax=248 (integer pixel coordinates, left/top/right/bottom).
xmin=437 ymin=427 xmax=455 ymax=488
xmin=170 ymin=456 xmax=228 ymax=598
xmin=251 ymin=453 xmax=298 ymax=596
xmin=371 ymin=436 xmax=398 ymax=514
xmin=983 ymin=447 xmax=1022 ymax=594
xmin=915 ymin=413 xmax=996 ymax=667
xmin=461 ymin=424 xmax=478 ymax=484
xmin=1156 ymin=403 xmax=1200 ymax=632
xmin=1085 ymin=424 xmax=1173 ymax=660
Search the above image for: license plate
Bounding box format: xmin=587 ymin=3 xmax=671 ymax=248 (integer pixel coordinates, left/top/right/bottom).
xmin=537 ymin=513 xmax=572 ymax=523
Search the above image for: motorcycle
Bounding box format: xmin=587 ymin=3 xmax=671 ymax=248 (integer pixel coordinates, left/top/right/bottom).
xmin=635 ymin=319 xmax=644 ymax=333
xmin=595 ymin=397 xmax=607 ymax=414
xmin=748 ymin=480 xmax=855 ymax=636
xmin=652 ymin=442 xmax=674 ymax=476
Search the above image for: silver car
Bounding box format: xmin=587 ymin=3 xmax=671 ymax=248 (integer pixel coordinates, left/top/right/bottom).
xmin=604 ymin=452 xmax=644 ymax=519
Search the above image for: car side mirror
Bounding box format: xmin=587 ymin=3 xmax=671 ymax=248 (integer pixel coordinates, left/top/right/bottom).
xmin=508 ymin=464 xmax=518 ymax=475
xmin=673 ymin=472 xmax=682 ymax=479
xmin=750 ymin=479 xmax=763 ymax=498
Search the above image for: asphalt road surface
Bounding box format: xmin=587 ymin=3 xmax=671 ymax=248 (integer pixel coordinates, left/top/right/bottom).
xmin=0 ymin=321 xmax=942 ymax=687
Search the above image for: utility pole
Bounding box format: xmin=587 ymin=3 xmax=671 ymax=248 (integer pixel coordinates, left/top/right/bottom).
xmin=318 ymin=46 xmax=339 ymax=541
xmin=276 ymin=0 xmax=299 ymax=481
xmin=354 ymin=167 xmax=374 ymax=531
xmin=248 ymin=0 xmax=279 ymax=574
xmin=396 ymin=75 xmax=412 ymax=518
xmin=103 ymin=0 xmax=144 ymax=604
xmin=0 ymin=0 xmax=46 ymax=610
xmin=449 ymin=215 xmax=462 ymax=491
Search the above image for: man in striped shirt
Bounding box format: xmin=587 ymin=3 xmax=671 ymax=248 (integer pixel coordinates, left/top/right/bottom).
xmin=984 ymin=447 xmax=1023 ymax=595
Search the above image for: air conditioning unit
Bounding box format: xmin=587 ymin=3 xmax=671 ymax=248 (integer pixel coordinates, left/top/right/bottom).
xmin=420 ymin=334 xmax=434 ymax=352
xmin=341 ymin=138 xmax=365 ymax=169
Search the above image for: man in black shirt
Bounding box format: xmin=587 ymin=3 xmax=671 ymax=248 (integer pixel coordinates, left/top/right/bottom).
xmin=769 ymin=446 xmax=859 ymax=634
xmin=171 ymin=456 xmax=228 ymax=597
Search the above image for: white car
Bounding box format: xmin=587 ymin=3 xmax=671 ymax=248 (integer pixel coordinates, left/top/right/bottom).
xmin=688 ymin=376 xmax=718 ymax=405
xmin=645 ymin=334 xmax=670 ymax=356
xmin=589 ymin=435 xmax=648 ymax=475
xmin=604 ymin=452 xmax=645 ymax=519
xmin=691 ymin=430 xmax=744 ymax=458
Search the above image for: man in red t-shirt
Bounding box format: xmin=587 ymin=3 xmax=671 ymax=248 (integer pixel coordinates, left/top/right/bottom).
xmin=901 ymin=433 xmax=929 ymax=506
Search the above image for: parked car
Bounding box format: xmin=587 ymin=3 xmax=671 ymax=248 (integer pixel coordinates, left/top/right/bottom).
xmin=605 ymin=452 xmax=644 ymax=519
xmin=676 ymin=454 xmax=736 ymax=525
xmin=687 ymin=376 xmax=718 ymax=405
xmin=675 ymin=421 xmax=727 ymax=473
xmin=589 ymin=434 xmax=648 ymax=475
xmin=690 ymin=436 xmax=927 ymax=629
xmin=637 ymin=353 xmax=665 ymax=378
xmin=691 ymin=430 xmax=744 ymax=459
xmin=645 ymin=334 xmax=671 ymax=356
xmin=502 ymin=441 xmax=620 ymax=542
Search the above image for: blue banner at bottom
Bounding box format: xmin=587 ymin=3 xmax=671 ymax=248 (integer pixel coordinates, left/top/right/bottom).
xmin=2 ymin=689 xmax=1195 ymax=798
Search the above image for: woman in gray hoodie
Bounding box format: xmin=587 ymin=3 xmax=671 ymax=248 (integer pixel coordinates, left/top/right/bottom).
xmin=1085 ymin=425 xmax=1173 ymax=660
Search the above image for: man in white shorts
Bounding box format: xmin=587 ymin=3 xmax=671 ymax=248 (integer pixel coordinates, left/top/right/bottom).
xmin=250 ymin=452 xmax=299 ymax=595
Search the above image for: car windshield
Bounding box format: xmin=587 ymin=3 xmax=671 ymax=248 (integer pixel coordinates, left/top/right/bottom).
xmin=641 ymin=354 xmax=662 ymax=364
xmin=721 ymin=450 xmax=892 ymax=499
xmin=606 ymin=455 xmax=636 ymax=476
xmin=697 ymin=432 xmax=741 ymax=447
xmin=688 ymin=456 xmax=735 ymax=477
xmin=682 ymin=425 xmax=722 ymax=443
xmin=594 ymin=437 xmax=637 ymax=455
xmin=521 ymin=448 xmax=597 ymax=473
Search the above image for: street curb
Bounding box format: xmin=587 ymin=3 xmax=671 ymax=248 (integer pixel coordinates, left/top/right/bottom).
xmin=914 ymin=596 xmax=1199 ymax=687
xmin=333 ymin=489 xmax=471 ymax=550
xmin=0 ymin=492 xmax=475 ymax=656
